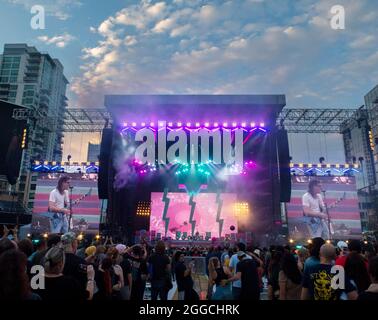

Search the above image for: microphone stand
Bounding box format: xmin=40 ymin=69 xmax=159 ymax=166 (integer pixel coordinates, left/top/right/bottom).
xmin=322 ymin=190 xmax=332 ymax=240
xmin=69 ymin=186 xmax=73 ymax=231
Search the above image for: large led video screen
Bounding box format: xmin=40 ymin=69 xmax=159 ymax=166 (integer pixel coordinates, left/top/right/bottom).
xmin=286 ymin=176 xmax=362 ymax=240
xmin=150 ymin=192 xmax=238 ymax=238
xmin=32 ymin=173 xmax=102 ymax=233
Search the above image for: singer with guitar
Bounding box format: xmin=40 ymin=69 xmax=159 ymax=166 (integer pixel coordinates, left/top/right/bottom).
xmin=302 ymin=180 xmax=330 ymax=239
xmin=48 ymin=176 xmax=71 ymax=234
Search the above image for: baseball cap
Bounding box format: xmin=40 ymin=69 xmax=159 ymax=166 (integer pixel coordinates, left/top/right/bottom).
xmin=85 ymin=245 xmax=97 ymax=257
xmin=61 ymin=232 xmax=76 ymax=245
xmin=115 ymin=244 xmax=126 ymax=254
xmin=337 ymin=241 xmax=348 ymax=250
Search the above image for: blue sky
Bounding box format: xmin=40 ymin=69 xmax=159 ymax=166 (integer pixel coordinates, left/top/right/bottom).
xmin=0 ymin=0 xmax=377 ymax=161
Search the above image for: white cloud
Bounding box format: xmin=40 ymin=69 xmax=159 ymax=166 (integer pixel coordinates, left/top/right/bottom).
xmin=170 ymin=24 xmax=191 ymax=37
xmin=146 ymin=1 xmax=167 ymax=17
xmin=153 ymin=18 xmax=175 ymax=33
xmin=69 ymin=0 xmax=378 ymax=109
xmin=349 ymin=35 xmax=375 ymax=49
xmin=6 ymin=0 xmax=81 ymax=20
xmin=125 ymin=36 xmax=137 ymax=46
xmin=37 ymin=33 xmax=75 ymax=48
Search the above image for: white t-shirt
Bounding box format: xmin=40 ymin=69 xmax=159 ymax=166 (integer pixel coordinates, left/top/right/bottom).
xmin=49 ymin=189 xmax=69 ymax=211
xmin=302 ymin=192 xmax=324 ymax=214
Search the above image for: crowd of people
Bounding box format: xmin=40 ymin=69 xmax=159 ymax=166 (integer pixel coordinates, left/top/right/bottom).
xmin=0 ymin=228 xmax=378 ymax=301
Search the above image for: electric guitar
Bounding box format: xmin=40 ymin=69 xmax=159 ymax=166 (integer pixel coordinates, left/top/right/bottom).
xmin=68 ymin=188 xmax=93 ymax=230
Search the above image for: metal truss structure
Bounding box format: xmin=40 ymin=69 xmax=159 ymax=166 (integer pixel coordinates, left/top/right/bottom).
xmin=277 ymin=108 xmax=359 ymax=133
xmin=13 ymin=107 xmax=360 ymax=134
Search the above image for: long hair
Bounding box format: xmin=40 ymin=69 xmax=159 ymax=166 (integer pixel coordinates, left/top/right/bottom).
xmin=0 ymin=249 xmax=30 ymax=300
xmin=155 ymin=240 xmax=166 ymax=255
xmin=57 ymin=175 xmax=70 ymax=194
xmin=308 ymin=179 xmax=320 ymax=197
xmin=281 ymin=253 xmax=302 ymax=285
xmin=345 ymin=252 xmax=371 ymax=292
xmin=208 ymin=257 xmax=220 ymax=281
xmin=101 ymin=257 xmax=113 ymax=297
xmin=309 ymin=237 xmax=325 ymax=259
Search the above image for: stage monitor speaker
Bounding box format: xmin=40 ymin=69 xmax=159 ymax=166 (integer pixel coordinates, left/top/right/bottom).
xmin=277 ymin=129 xmax=291 ymax=202
xmin=98 ymin=128 xmax=113 ymax=199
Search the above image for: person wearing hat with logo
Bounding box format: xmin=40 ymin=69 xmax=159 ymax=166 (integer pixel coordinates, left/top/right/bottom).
xmin=335 ymin=241 xmax=349 ymax=267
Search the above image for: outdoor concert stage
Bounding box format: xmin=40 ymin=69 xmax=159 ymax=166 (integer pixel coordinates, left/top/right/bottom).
xmin=99 ymin=95 xmax=290 ymax=245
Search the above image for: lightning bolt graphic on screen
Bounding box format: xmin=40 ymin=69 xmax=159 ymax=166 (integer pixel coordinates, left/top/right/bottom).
xmin=162 ymin=188 xmax=170 ymax=237
xmin=189 ymin=194 xmax=196 ymax=236
xmin=216 ymin=192 xmax=224 ymax=238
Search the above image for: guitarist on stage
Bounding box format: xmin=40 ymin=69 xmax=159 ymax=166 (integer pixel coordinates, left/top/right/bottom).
xmin=48 ymin=176 xmax=71 ymax=234
xmin=302 ymin=179 xmax=330 ymax=239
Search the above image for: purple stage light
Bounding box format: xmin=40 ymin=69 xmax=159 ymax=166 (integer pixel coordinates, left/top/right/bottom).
xmin=195 ymin=122 xmax=200 ymax=127
xmin=241 ymin=122 xmax=246 ymax=127
xmin=150 ymin=122 xmax=155 ymax=127
xmin=205 ymin=122 xmax=209 ymax=127
xmin=123 ymin=122 xmax=128 ymax=127
xmin=132 ymin=122 xmax=137 ymax=127
xmin=223 ymin=122 xmax=228 ymax=127
xmin=168 ymin=122 xmax=173 ymax=127
xmin=177 ymin=122 xmax=182 ymax=127
xmin=232 ymin=122 xmax=237 ymax=127
xmin=186 ymin=122 xmax=191 ymax=127
xmin=250 ymin=122 xmax=256 ymax=127
xmin=214 ymin=122 xmax=219 ymax=127
xmin=260 ymin=122 xmax=265 ymax=127
xmin=141 ymin=122 xmax=146 ymax=127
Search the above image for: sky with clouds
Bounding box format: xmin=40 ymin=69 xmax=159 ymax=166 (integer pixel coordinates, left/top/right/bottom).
xmin=0 ymin=0 xmax=377 ymax=161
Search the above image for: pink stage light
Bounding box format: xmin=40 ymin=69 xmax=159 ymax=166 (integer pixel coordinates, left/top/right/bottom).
xmin=186 ymin=122 xmax=191 ymax=127
xmin=195 ymin=122 xmax=200 ymax=127
xmin=150 ymin=122 xmax=155 ymax=127
xmin=205 ymin=122 xmax=209 ymax=127
xmin=214 ymin=122 xmax=219 ymax=127
xmin=168 ymin=122 xmax=173 ymax=127
xmin=232 ymin=122 xmax=237 ymax=127
xmin=223 ymin=122 xmax=228 ymax=127
xmin=260 ymin=122 xmax=265 ymax=127
xmin=177 ymin=122 xmax=182 ymax=127
xmin=159 ymin=122 xmax=165 ymax=127
xmin=251 ymin=122 xmax=256 ymax=127
xmin=141 ymin=122 xmax=146 ymax=127
xmin=241 ymin=123 xmax=246 ymax=127
xmin=132 ymin=122 xmax=137 ymax=127
xmin=123 ymin=122 xmax=128 ymax=127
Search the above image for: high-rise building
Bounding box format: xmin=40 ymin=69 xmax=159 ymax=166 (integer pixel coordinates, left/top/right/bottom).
xmin=0 ymin=44 xmax=68 ymax=166
xmin=87 ymin=143 xmax=100 ymax=162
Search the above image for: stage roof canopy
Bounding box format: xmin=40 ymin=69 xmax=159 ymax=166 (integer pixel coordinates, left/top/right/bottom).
xmin=104 ymin=95 xmax=286 ymax=127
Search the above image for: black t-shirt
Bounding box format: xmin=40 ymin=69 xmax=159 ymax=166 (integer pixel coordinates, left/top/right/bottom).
xmin=63 ymin=253 xmax=88 ymax=291
xmin=236 ymin=258 xmax=260 ymax=300
xmin=302 ymin=263 xmax=356 ymax=300
xmin=120 ymin=257 xmax=132 ymax=286
xmin=175 ymin=261 xmax=193 ymax=291
xmin=124 ymin=254 xmax=148 ymax=284
xmin=358 ymin=291 xmax=378 ymax=301
xmin=33 ymin=275 xmax=87 ymax=301
xmin=148 ymin=253 xmax=170 ymax=281
xmin=215 ymin=267 xmax=228 ymax=286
